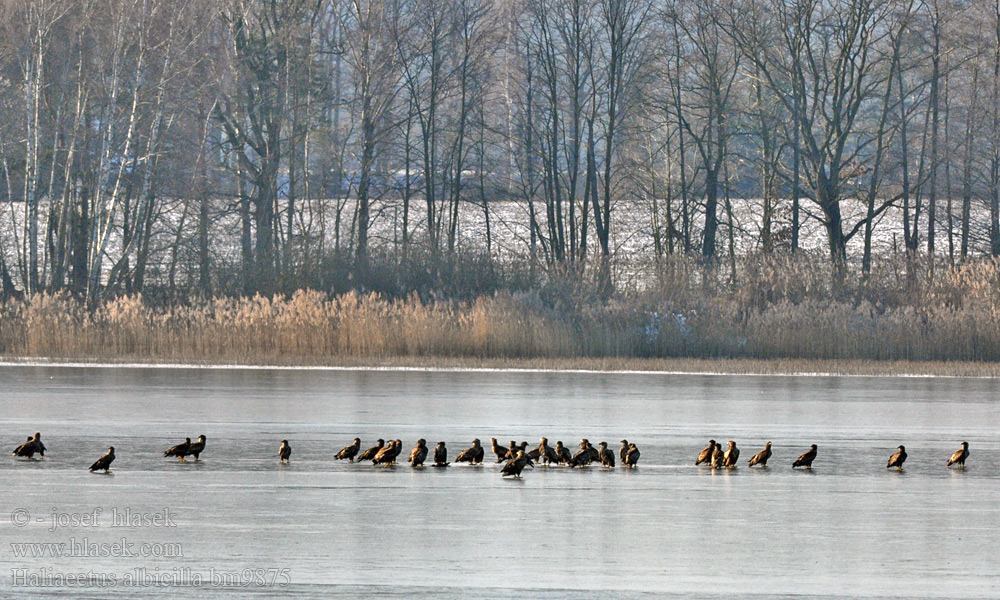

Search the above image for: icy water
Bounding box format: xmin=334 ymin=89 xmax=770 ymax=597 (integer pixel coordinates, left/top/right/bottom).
xmin=1 ymin=365 xmax=998 ymax=599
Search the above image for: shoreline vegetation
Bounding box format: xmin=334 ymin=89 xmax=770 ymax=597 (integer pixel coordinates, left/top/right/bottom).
xmin=4 ymin=356 xmax=1000 ymax=378
xmin=3 ymin=256 xmax=1000 ymax=378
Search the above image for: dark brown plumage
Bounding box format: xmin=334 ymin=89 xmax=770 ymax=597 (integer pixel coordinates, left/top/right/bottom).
xmin=279 ymin=440 xmax=291 ymax=463
xmin=336 ymin=438 xmax=361 ymax=462
xmin=792 ymin=444 xmax=818 ymax=469
xmin=163 ymin=437 xmax=191 ymax=462
xmin=625 ymin=443 xmax=640 ymax=468
xmin=89 ymin=447 xmax=115 ymax=473
xmin=356 ymin=439 xmax=384 ymax=462
xmin=946 ymin=441 xmax=969 ymax=468
xmin=748 ymin=442 xmax=772 ymax=467
xmin=619 ymin=440 xmax=629 ymax=465
xmin=490 ymin=438 xmax=508 ymax=462
xmin=598 ymin=442 xmax=615 ymax=467
xmin=570 ymin=440 xmax=598 ymax=468
xmin=187 ymin=435 xmax=207 ymax=461
xmin=711 ymin=443 xmax=725 ymax=470
xmin=433 ymin=442 xmax=448 ymax=466
xmin=501 ymin=450 xmax=530 ymax=478
xmin=13 ymin=433 xmax=45 ymax=459
xmin=409 ymin=439 xmax=428 ymax=466
xmin=373 ymin=440 xmax=402 ymax=466
xmin=723 ymin=441 xmax=740 ymax=468
xmin=538 ymin=438 xmax=558 ymax=465
xmin=554 ymin=441 xmax=572 ymax=464
xmin=455 ymin=439 xmax=484 ymax=464
xmin=520 ymin=441 xmax=538 ymax=463
xmin=887 ymin=445 xmax=906 ymax=471
xmin=696 ymin=440 xmax=717 ymax=465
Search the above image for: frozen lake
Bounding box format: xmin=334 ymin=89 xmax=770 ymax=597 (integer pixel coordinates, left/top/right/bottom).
xmin=1 ymin=365 xmax=998 ymax=599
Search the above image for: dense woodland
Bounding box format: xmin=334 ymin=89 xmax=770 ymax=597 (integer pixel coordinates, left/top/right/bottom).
xmin=1 ymin=0 xmax=1000 ymax=307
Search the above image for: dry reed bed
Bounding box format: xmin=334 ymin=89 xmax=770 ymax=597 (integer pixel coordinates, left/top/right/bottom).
xmin=2 ymin=259 xmax=1000 ymax=365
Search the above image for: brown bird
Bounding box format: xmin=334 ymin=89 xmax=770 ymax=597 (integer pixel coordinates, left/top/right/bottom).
xmin=279 ymin=440 xmax=291 ymax=463
xmin=723 ymin=441 xmax=740 ymax=468
xmin=599 ymin=442 xmax=616 ymax=467
xmin=501 ymin=450 xmax=530 ymax=479
xmin=554 ymin=441 xmax=572 ymax=465
xmin=625 ymin=443 xmax=640 ymax=468
xmin=519 ymin=441 xmax=536 ymax=462
xmin=517 ymin=442 xmax=536 ymax=466
xmin=886 ymin=445 xmax=907 ymax=471
xmin=792 ymin=444 xmax=818 ymax=469
xmin=373 ymin=440 xmax=401 ymax=466
xmin=946 ymin=441 xmax=969 ymax=469
xmin=89 ymin=447 xmax=115 ymax=473
xmin=490 ymin=438 xmax=508 ymax=462
xmin=13 ymin=433 xmax=45 ymax=459
xmin=711 ymin=443 xmax=725 ymax=470
xmin=433 ymin=442 xmax=448 ymax=467
xmin=570 ymin=440 xmax=598 ymax=468
xmin=507 ymin=441 xmax=518 ymax=461
xmin=409 ymin=439 xmax=428 ymax=467
xmin=696 ymin=440 xmax=717 ymax=465
xmin=336 ymin=438 xmax=361 ymax=462
xmin=536 ymin=438 xmax=557 ymax=465
xmin=619 ymin=440 xmax=629 ymax=465
xmin=356 ymin=439 xmax=384 ymax=462
xmin=163 ymin=437 xmax=191 ymax=462
xmin=371 ymin=440 xmax=393 ymax=465
xmin=455 ymin=439 xmax=484 ymax=464
xmin=748 ymin=442 xmax=772 ymax=467
xmin=187 ymin=435 xmax=207 ymax=461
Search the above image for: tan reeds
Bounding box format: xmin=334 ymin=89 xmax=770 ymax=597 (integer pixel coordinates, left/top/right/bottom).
xmin=2 ymin=257 xmax=1000 ymax=367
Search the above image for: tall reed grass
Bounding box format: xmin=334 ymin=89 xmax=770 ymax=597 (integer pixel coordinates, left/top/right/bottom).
xmin=3 ymin=256 xmax=1000 ymax=365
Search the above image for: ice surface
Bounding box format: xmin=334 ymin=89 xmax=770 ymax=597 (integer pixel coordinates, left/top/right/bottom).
xmin=1 ymin=366 xmax=998 ymax=599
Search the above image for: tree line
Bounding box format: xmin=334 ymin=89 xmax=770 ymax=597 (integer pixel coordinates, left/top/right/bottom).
xmin=0 ymin=0 xmax=997 ymax=303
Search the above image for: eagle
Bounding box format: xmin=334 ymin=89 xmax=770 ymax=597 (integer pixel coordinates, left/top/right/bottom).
xmin=279 ymin=440 xmax=291 ymax=463
xmin=336 ymin=438 xmax=361 ymax=462
xmin=599 ymin=442 xmax=616 ymax=468
xmin=163 ymin=437 xmax=191 ymax=462
xmin=187 ymin=435 xmax=207 ymax=461
xmin=570 ymin=440 xmax=598 ymax=468
xmin=886 ymin=445 xmax=906 ymax=471
xmin=373 ymin=440 xmax=403 ymax=466
xmin=501 ymin=450 xmax=530 ymax=479
xmin=537 ymin=438 xmax=558 ymax=466
xmin=13 ymin=433 xmax=44 ymax=459
xmin=490 ymin=438 xmax=508 ymax=462
xmin=711 ymin=443 xmax=725 ymax=470
xmin=554 ymin=441 xmax=572 ymax=465
xmin=748 ymin=442 xmax=772 ymax=467
xmin=432 ymin=442 xmax=449 ymax=467
xmin=723 ymin=441 xmax=740 ymax=468
xmin=357 ymin=439 xmax=385 ymax=462
xmin=409 ymin=439 xmax=428 ymax=467
xmin=89 ymin=447 xmax=115 ymax=473
xmin=524 ymin=442 xmax=540 ymax=463
xmin=946 ymin=441 xmax=969 ymax=469
xmin=455 ymin=439 xmax=484 ymax=464
xmin=792 ymin=444 xmax=818 ymax=469
xmin=619 ymin=440 xmax=629 ymax=465
xmin=625 ymin=444 xmax=640 ymax=468
xmin=696 ymin=440 xmax=716 ymax=465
